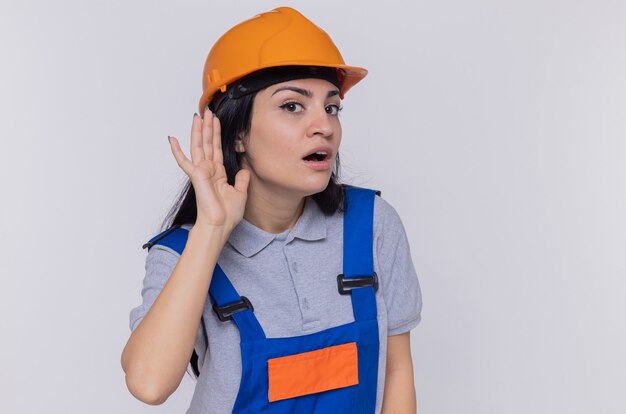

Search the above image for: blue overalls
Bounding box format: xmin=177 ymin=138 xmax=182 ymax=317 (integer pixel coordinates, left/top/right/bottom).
xmin=143 ymin=187 xmax=380 ymax=413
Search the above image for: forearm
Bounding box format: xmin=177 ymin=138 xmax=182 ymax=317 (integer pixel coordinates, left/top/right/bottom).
xmin=121 ymin=225 xmax=228 ymax=404
xmin=381 ymin=367 xmax=417 ymax=414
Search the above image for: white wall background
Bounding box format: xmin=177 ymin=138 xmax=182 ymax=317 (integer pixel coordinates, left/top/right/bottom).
xmin=1 ymin=0 xmax=625 ymax=413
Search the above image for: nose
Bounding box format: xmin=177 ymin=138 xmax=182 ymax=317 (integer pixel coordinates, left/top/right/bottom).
xmin=306 ymin=105 xmax=334 ymax=139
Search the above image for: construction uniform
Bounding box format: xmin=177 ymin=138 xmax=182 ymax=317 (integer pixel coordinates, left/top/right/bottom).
xmin=130 ymin=188 xmax=422 ymax=413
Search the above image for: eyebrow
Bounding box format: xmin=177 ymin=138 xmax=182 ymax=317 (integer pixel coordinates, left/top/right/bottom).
xmin=271 ymin=86 xmax=340 ymax=98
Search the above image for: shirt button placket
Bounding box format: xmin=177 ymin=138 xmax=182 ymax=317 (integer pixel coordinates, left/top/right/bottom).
xmin=286 ymin=246 xmax=319 ymax=328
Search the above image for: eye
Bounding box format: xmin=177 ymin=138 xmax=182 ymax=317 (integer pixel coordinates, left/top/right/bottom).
xmin=326 ymin=104 xmax=343 ymax=116
xmin=280 ymin=101 xmax=304 ymax=113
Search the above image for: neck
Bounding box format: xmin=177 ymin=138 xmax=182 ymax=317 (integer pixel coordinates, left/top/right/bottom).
xmin=243 ymin=183 xmax=305 ymax=234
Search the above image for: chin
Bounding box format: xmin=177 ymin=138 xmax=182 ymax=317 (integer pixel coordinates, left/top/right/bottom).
xmin=298 ymin=176 xmax=332 ymax=197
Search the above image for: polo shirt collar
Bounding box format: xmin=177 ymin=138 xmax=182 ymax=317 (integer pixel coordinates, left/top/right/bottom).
xmin=227 ymin=197 xmax=327 ymax=258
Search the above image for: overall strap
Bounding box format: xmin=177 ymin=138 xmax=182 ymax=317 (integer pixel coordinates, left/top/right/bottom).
xmin=142 ymin=225 xmax=186 ymax=252
xmin=209 ymin=264 xmax=266 ymax=341
xmin=143 ymin=226 xmax=266 ymax=341
xmin=343 ymin=187 xmax=378 ymax=322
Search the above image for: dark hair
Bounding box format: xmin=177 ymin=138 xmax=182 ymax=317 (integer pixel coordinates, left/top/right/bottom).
xmin=158 ymin=84 xmax=345 ymax=378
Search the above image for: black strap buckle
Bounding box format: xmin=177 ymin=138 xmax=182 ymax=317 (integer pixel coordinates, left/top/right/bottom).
xmin=212 ymin=296 xmax=254 ymax=322
xmin=337 ymin=272 xmax=378 ymax=295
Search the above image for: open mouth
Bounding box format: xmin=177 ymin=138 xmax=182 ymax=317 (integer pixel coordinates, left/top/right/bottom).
xmin=302 ymin=151 xmax=330 ymax=162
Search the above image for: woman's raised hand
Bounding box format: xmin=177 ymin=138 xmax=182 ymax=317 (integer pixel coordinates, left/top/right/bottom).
xmin=168 ymin=109 xmax=250 ymax=231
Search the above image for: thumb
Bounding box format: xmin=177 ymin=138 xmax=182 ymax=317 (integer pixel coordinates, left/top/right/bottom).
xmin=234 ymin=168 xmax=250 ymax=194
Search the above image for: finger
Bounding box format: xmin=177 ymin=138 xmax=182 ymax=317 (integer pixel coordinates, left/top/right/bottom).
xmin=202 ymin=108 xmax=213 ymax=161
xmin=168 ymin=136 xmax=193 ymax=174
xmin=233 ymin=168 xmax=250 ymax=194
xmin=213 ymin=114 xmax=223 ymax=165
xmin=190 ymin=113 xmax=204 ymax=163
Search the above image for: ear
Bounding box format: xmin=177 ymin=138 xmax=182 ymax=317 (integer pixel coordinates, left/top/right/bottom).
xmin=234 ymin=138 xmax=245 ymax=153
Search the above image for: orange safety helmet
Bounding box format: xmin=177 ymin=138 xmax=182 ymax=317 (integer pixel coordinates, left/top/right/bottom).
xmin=198 ymin=6 xmax=368 ymax=113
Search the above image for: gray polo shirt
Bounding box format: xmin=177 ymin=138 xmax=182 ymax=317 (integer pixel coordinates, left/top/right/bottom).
xmin=129 ymin=194 xmax=422 ymax=414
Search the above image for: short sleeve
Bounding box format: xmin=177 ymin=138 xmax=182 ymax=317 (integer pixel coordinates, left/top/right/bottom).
xmin=373 ymin=196 xmax=423 ymax=336
xmin=128 ymin=244 xmax=181 ymax=331
xmin=128 ymin=241 xmax=208 ymax=366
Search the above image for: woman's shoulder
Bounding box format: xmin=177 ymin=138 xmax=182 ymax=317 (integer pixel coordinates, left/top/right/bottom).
xmin=338 ymin=187 xmax=405 ymax=234
xmin=144 ymin=223 xmax=195 ymax=259
xmin=372 ymin=192 xmax=404 ymax=231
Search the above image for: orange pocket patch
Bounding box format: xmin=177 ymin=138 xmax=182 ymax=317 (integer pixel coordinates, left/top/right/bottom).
xmin=267 ymin=342 xmax=359 ymax=402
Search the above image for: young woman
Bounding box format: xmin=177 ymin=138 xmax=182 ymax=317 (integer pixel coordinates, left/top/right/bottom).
xmin=121 ymin=6 xmax=422 ymax=414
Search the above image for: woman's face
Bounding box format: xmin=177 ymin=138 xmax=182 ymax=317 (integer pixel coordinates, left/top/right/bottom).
xmin=238 ymin=77 xmax=343 ymax=199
